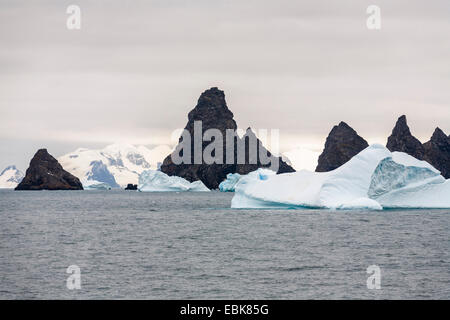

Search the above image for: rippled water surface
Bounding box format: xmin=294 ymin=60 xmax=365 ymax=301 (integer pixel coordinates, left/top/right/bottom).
xmin=0 ymin=190 xmax=449 ymax=299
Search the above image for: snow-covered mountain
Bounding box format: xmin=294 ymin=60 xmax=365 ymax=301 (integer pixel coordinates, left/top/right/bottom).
xmin=58 ymin=144 xmax=172 ymax=188
xmin=0 ymin=165 xmax=24 ymax=189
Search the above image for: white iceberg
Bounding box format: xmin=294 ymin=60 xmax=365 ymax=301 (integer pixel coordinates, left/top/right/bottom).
xmin=219 ymin=169 xmax=276 ymax=192
xmin=82 ymin=179 xmax=113 ymax=190
xmin=368 ymin=153 xmax=449 ymax=208
xmin=138 ymin=170 xmax=210 ymax=192
xmin=231 ymin=144 xmax=450 ymax=210
xmin=219 ymin=173 xmax=241 ymax=192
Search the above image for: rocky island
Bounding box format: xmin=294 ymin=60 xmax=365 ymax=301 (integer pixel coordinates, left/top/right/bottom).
xmin=160 ymin=87 xmax=294 ymax=189
xmin=15 ymin=149 xmax=83 ymax=190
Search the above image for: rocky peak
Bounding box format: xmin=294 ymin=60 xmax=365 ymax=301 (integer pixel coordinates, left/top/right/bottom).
xmin=315 ymin=122 xmax=369 ymax=172
xmin=385 ymin=116 xmax=449 ymax=179
xmin=423 ymin=127 xmax=450 ymax=178
xmin=15 ymin=149 xmax=83 ymax=190
xmin=429 ymin=128 xmax=449 ymax=150
xmin=187 ymin=87 xmax=236 ymax=130
xmin=386 ymin=115 xmax=424 ymax=159
xmin=390 ymin=115 xmax=410 ymax=136
xmin=160 ymin=88 xmax=294 ymax=189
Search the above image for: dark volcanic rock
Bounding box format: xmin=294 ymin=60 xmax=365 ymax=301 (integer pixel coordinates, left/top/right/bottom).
xmin=236 ymin=127 xmax=296 ymax=175
xmin=125 ymin=184 xmax=138 ymax=190
xmin=386 ymin=115 xmax=425 ymax=159
xmin=386 ymin=116 xmax=450 ymax=179
xmin=315 ymin=122 xmax=369 ymax=172
xmin=15 ymin=149 xmax=83 ymax=190
xmin=423 ymin=128 xmax=450 ymax=179
xmin=160 ymin=87 xmax=294 ymax=189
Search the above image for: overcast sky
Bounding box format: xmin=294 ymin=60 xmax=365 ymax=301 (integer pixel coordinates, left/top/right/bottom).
xmin=1 ymin=0 xmax=449 ymax=170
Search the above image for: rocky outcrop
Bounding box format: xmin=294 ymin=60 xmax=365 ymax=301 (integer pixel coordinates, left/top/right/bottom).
xmin=386 ymin=115 xmax=425 ymax=159
xmin=15 ymin=149 xmax=83 ymax=190
xmin=315 ymin=122 xmax=369 ymax=172
xmin=160 ymin=87 xmax=294 ymax=189
xmin=423 ymin=128 xmax=450 ymax=179
xmin=386 ymin=116 xmax=450 ymax=179
xmin=236 ymin=127 xmax=296 ymax=175
xmin=125 ymin=183 xmax=138 ymax=190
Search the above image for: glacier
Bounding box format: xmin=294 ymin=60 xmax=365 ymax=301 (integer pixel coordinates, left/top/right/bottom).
xmin=0 ymin=165 xmax=24 ymax=189
xmin=58 ymin=143 xmax=172 ymax=188
xmin=138 ymin=170 xmax=210 ymax=192
xmin=231 ymin=144 xmax=450 ymax=210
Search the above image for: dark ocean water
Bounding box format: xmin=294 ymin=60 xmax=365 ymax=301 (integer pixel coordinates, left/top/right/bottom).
xmin=0 ymin=189 xmax=449 ymax=299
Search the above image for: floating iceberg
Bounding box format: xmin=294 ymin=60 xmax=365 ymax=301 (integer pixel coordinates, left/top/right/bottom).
xmin=219 ymin=173 xmax=241 ymax=192
xmin=219 ymin=169 xmax=276 ymax=192
xmin=231 ymin=144 xmax=450 ymax=210
xmin=138 ymin=170 xmax=209 ymax=192
xmin=82 ymin=179 xmax=113 ymax=190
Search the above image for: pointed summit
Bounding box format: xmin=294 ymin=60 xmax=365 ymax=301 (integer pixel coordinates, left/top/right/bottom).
xmin=239 ymin=127 xmax=295 ymax=175
xmin=186 ymin=87 xmax=236 ymax=131
xmin=391 ymin=115 xmax=410 ymax=135
xmin=16 ymin=149 xmax=83 ymax=190
xmin=423 ymin=127 xmax=450 ymax=179
xmin=160 ymin=88 xmax=294 ymax=189
xmin=315 ymin=122 xmax=369 ymax=172
xmin=386 ymin=115 xmax=424 ymax=159
xmin=429 ymin=127 xmax=449 ymax=149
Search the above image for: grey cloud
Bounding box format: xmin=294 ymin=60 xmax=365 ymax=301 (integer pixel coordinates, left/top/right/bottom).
xmin=0 ymin=0 xmax=449 ymax=170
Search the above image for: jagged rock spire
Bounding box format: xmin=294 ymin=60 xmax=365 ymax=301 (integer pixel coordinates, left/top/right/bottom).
xmin=386 ymin=115 xmax=424 ymax=159
xmin=386 ymin=116 xmax=449 ymax=179
xmin=423 ymin=127 xmax=450 ymax=178
xmin=315 ymin=121 xmax=369 ymax=172
xmin=160 ymin=87 xmax=294 ymax=189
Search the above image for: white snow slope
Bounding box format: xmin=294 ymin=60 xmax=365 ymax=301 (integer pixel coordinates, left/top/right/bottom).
xmin=231 ymin=144 xmax=450 ymax=210
xmin=138 ymin=170 xmax=209 ymax=192
xmin=58 ymin=143 xmax=172 ymax=188
xmin=0 ymin=165 xmax=24 ymax=189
